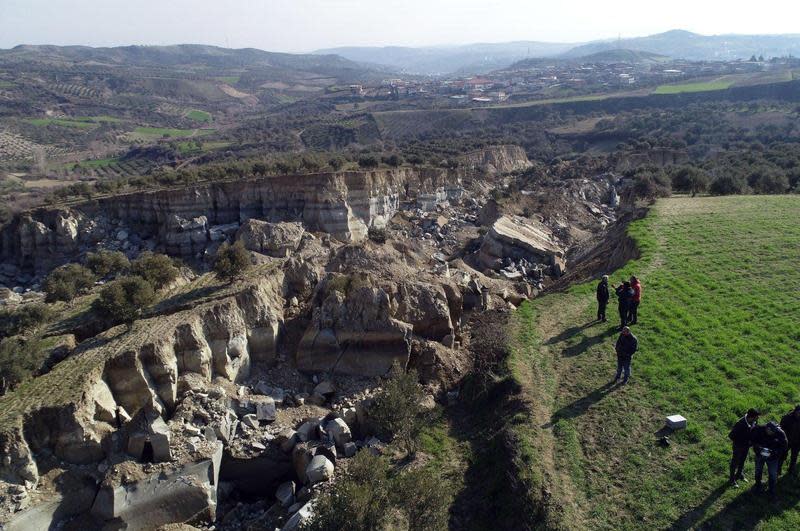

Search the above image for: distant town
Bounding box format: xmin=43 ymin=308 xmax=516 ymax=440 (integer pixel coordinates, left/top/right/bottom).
xmin=335 ymin=55 xmax=800 ymax=108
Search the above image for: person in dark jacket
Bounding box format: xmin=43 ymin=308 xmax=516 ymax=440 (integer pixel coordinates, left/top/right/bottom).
xmin=728 ymin=408 xmax=760 ymax=487
xmin=779 ymin=405 xmax=800 ymax=476
xmin=613 ymin=326 xmax=638 ymax=385
xmin=613 ymin=281 xmax=634 ymax=330
xmin=751 ymin=421 xmax=788 ymax=496
xmin=596 ymin=275 xmax=610 ymax=322
xmin=628 ymin=276 xmax=642 ymax=325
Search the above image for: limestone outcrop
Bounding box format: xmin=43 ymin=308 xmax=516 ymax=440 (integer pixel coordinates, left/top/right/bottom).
xmin=459 ymin=145 xmax=532 ymax=175
xmin=478 ymin=215 xmax=566 ymax=273
xmin=237 ymin=220 xmax=305 ymax=257
xmin=297 ymin=274 xmax=412 ymax=376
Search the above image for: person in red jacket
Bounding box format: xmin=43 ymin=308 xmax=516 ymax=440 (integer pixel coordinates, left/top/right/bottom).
xmin=628 ymin=276 xmax=642 ymax=325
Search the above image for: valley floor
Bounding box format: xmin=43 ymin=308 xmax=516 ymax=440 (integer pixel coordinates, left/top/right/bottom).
xmin=511 ymin=196 xmax=800 ymax=530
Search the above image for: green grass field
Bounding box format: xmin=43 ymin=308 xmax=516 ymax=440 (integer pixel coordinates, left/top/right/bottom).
xmin=185 ymin=109 xmax=212 ymax=123
xmin=654 ymin=78 xmax=735 ymax=94
xmin=0 ymin=80 xmax=15 ymax=88
xmin=130 ymin=126 xmax=215 ymax=139
xmin=26 ymin=118 xmax=97 ymax=129
xmin=175 ymin=140 xmax=231 ymax=154
xmin=26 ymin=115 xmax=124 ymax=129
xmin=512 ymin=196 xmax=800 ymax=530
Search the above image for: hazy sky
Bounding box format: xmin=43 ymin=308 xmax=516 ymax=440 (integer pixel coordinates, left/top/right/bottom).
xmin=1 ymin=0 xmax=799 ymax=52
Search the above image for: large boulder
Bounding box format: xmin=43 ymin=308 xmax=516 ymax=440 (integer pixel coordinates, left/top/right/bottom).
xmin=305 ymin=455 xmax=334 ymax=484
xmin=296 ymin=274 xmax=412 ymax=377
xmin=236 ymin=220 xmax=305 ymax=258
xmin=478 ymin=215 xmax=565 ymax=272
xmin=392 ymin=281 xmax=454 ymax=341
xmin=162 ymin=214 xmax=209 ymax=256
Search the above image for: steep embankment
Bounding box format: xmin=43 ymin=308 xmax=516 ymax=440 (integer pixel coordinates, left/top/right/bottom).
xmin=0 ymin=266 xmax=284 ymax=484
xmin=506 ymin=196 xmax=800 ymax=529
xmin=0 ymin=167 xmax=458 ymax=280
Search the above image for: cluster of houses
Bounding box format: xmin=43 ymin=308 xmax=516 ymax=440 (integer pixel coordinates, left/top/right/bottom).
xmin=334 ymin=56 xmax=799 ymax=107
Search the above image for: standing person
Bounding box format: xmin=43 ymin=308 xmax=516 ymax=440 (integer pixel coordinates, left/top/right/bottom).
xmin=628 ymin=276 xmax=642 ymax=325
xmin=779 ymin=405 xmax=800 ymax=476
xmin=751 ymin=421 xmax=788 ymax=497
xmin=728 ymin=408 xmax=760 ymax=487
xmin=613 ymin=281 xmax=634 ymax=330
xmin=612 ymin=326 xmax=638 ymax=385
xmin=596 ymin=275 xmax=610 ymax=322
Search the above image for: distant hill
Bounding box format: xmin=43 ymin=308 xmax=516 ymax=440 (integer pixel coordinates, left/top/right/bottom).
xmin=508 ymin=48 xmax=670 ymax=70
xmin=314 ymin=42 xmax=575 ymax=75
xmin=0 ymin=44 xmax=388 ymax=82
xmin=575 ymin=49 xmax=670 ymax=64
xmin=561 ymin=30 xmax=800 ymax=60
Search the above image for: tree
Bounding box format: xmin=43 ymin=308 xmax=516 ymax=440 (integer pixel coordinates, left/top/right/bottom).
xmin=93 ymin=276 xmax=155 ymax=327
xmin=86 ymin=250 xmax=130 ymax=279
xmin=710 ymin=175 xmax=748 ymax=195
xmin=368 ymin=365 xmax=425 ymax=455
xmin=43 ymin=264 xmax=95 ymax=303
xmin=382 ymin=154 xmax=403 ymax=167
xmin=213 ymin=241 xmax=251 ymax=283
xmin=131 ymin=252 xmax=179 ymax=289
xmin=671 ymin=167 xmax=710 ymax=197
xmin=357 ymin=155 xmax=379 ymax=169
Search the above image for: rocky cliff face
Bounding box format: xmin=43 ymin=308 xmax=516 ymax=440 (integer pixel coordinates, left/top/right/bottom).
xmin=459 ymin=145 xmax=532 ymax=175
xmin=0 ymin=168 xmax=458 ymax=282
xmin=0 ymin=273 xmax=285 ymax=483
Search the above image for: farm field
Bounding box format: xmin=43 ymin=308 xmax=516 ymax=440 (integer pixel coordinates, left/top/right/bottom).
xmin=185 ymin=109 xmax=212 ymax=122
xmin=511 ymin=196 xmax=800 ymax=530
xmin=654 ymin=77 xmax=736 ymax=94
xmin=128 ymin=126 xmax=216 ymax=140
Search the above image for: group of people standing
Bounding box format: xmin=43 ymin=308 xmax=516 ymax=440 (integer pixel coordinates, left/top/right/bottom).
xmin=597 ymin=275 xmax=643 ymax=385
xmin=596 ymin=275 xmax=641 ymax=330
xmin=729 ymin=406 xmax=800 ymax=497
xmin=594 ymin=272 xmax=799 ymax=503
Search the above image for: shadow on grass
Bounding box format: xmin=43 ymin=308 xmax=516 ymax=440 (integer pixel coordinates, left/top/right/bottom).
xmin=148 ymin=284 xmax=226 ymax=316
xmin=561 ymin=326 xmax=618 ymax=358
xmin=542 ymin=381 xmax=618 ymax=428
xmin=671 ymin=475 xmax=800 ymax=530
xmin=543 ymin=320 xmax=598 ymax=345
xmin=446 ymin=377 xmax=542 ymax=531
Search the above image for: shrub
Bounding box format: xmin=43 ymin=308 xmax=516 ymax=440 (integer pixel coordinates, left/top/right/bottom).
xmin=710 ymin=175 xmax=748 ymax=195
xmin=670 ymin=167 xmax=710 ymax=197
xmin=43 ymin=263 xmax=95 ymax=303
xmin=131 ymin=252 xmax=179 ymax=289
xmin=303 ymin=451 xmax=392 ymax=531
xmin=0 ymin=303 xmax=54 ymax=339
xmin=751 ymin=172 xmax=790 ymax=194
xmin=369 ymin=365 xmax=425 ymax=455
xmin=391 ymin=466 xmax=452 ymax=531
xmin=305 ymin=451 xmax=451 ymax=531
xmin=382 ymin=154 xmax=403 ymax=167
xmin=93 ymin=276 xmax=156 ymax=326
xmin=213 ymin=241 xmax=252 ymax=282
xmin=631 ymin=171 xmax=671 ymax=200
xmin=357 ymin=155 xmax=379 ymax=169
xmin=0 ymin=336 xmax=47 ymax=393
xmin=86 ymin=250 xmax=130 ymax=279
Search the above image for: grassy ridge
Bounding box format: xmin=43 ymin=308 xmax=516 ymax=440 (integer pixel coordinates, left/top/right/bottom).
xmin=654 ymin=78 xmax=735 ymax=94
xmin=511 ymin=196 xmax=800 ymax=529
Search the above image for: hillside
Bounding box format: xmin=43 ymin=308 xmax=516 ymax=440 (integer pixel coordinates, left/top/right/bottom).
xmin=574 ymin=48 xmax=670 ymax=64
xmin=508 ymin=195 xmax=800 ymax=529
xmin=0 ymin=44 xmax=386 ymax=82
xmin=562 ymin=29 xmax=800 ymax=60
xmin=314 ymin=41 xmax=575 ymax=75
